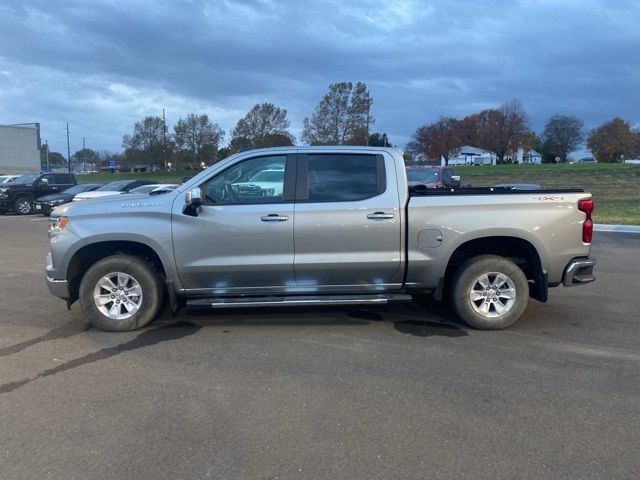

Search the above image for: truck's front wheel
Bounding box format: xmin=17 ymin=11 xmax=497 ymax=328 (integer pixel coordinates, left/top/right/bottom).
xmin=79 ymin=255 xmax=164 ymax=331
xmin=451 ymin=255 xmax=529 ymax=330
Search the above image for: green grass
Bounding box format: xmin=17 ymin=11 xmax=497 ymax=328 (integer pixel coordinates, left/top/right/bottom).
xmin=77 ymin=163 xmax=640 ymax=225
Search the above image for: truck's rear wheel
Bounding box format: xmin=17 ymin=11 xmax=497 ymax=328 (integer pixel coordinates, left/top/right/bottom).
xmin=14 ymin=196 xmax=34 ymax=215
xmin=451 ymin=255 xmax=529 ymax=330
xmin=79 ymin=254 xmax=164 ymax=331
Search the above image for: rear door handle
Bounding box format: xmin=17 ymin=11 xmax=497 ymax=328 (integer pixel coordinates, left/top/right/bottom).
xmin=367 ymin=212 xmax=395 ymax=220
xmin=261 ymin=214 xmax=289 ymax=222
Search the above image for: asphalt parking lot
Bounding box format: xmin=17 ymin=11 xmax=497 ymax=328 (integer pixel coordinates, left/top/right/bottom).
xmin=1 ymin=215 xmax=639 ymax=479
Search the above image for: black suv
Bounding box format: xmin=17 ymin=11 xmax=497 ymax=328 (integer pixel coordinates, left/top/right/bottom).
xmin=0 ymin=173 xmax=77 ymax=215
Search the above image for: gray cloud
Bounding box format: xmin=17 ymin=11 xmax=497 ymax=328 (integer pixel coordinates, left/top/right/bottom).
xmin=0 ymin=0 xmax=638 ymax=153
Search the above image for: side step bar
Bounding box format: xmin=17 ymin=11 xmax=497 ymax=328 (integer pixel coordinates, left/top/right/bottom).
xmin=186 ymin=293 xmax=413 ymax=311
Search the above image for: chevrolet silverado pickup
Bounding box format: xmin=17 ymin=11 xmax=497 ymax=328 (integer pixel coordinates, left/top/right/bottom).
xmin=45 ymin=147 xmax=596 ymax=332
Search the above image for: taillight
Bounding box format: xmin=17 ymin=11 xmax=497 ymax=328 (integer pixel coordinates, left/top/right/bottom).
xmin=578 ymin=198 xmax=594 ymax=243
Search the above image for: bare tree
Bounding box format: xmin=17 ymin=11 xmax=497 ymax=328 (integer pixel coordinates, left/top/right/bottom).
xmin=542 ymin=114 xmax=584 ymax=162
xmin=231 ymin=103 xmax=294 ymax=149
xmin=173 ymin=113 xmax=224 ymax=167
xmin=122 ymin=116 xmax=168 ymax=168
xmin=302 ymin=82 xmax=373 ymax=145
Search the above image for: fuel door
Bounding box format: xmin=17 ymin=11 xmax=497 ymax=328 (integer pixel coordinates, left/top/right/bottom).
xmin=418 ymin=229 xmax=443 ymax=248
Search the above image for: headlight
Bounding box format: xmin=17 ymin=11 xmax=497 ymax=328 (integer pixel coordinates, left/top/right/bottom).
xmin=49 ymin=199 xmax=65 ymax=205
xmin=0 ymin=187 xmax=7 ymax=197
xmin=48 ymin=216 xmax=69 ymax=237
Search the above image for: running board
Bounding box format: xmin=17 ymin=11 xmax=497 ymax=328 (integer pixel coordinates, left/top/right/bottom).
xmin=186 ymin=293 xmax=412 ymax=311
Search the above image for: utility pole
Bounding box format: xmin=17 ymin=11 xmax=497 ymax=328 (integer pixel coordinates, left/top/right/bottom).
xmin=66 ymin=123 xmax=71 ymax=174
xmin=82 ymin=137 xmax=86 ymax=172
xmin=45 ymin=140 xmax=50 ymax=171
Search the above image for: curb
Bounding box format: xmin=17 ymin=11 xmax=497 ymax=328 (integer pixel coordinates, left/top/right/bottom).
xmin=594 ymin=224 xmax=640 ymax=233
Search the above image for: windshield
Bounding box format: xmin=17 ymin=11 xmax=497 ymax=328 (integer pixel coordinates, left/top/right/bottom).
xmin=406 ymin=169 xmax=439 ymax=183
xmin=130 ymin=185 xmax=158 ymax=194
xmin=12 ymin=173 xmax=40 ymax=185
xmin=62 ymin=184 xmax=95 ymax=194
xmin=97 ymin=180 xmax=132 ymax=191
xmin=249 ymin=170 xmax=284 ymax=182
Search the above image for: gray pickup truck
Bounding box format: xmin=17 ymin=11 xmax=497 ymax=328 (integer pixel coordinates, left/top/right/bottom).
xmin=45 ymin=147 xmax=596 ymax=332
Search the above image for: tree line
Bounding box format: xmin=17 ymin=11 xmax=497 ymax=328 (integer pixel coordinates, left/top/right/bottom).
xmin=408 ymin=100 xmax=640 ymax=165
xmin=51 ymin=81 xmax=383 ymax=171
xmin=42 ymin=82 xmax=639 ymax=170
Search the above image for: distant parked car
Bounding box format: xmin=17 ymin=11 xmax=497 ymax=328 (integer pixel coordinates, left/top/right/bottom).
xmin=128 ymin=184 xmax=179 ymax=194
xmin=73 ymin=180 xmax=156 ymax=201
xmin=0 ymin=175 xmax=21 ymax=184
xmin=571 ymin=157 xmax=598 ymax=164
xmin=405 ymin=166 xmax=463 ymax=189
xmin=494 ymin=183 xmax=542 ymax=191
xmin=231 ymin=169 xmax=285 ymax=197
xmin=34 ymin=183 xmax=104 ymax=215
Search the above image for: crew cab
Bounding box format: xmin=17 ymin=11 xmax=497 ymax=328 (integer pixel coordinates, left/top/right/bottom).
xmin=45 ymin=147 xmax=596 ymax=332
xmin=0 ymin=173 xmax=76 ymax=215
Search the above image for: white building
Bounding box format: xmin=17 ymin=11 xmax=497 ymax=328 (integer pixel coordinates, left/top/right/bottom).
xmin=0 ymin=123 xmax=41 ymax=173
xmin=516 ymin=147 xmax=542 ymax=164
xmin=444 ymin=146 xmax=498 ymax=166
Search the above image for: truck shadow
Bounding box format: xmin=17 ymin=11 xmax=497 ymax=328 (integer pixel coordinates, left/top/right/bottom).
xmin=0 ymin=321 xmax=91 ymax=357
xmin=0 ymin=303 xmax=467 ymax=394
xmin=186 ymin=302 xmax=468 ymax=338
xmin=0 ymin=321 xmax=201 ymax=395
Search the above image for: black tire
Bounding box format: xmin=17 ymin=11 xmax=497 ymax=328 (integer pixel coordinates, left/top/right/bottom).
xmin=79 ymin=254 xmax=164 ymax=331
xmin=14 ymin=196 xmax=34 ymax=215
xmin=451 ymin=255 xmax=529 ymax=330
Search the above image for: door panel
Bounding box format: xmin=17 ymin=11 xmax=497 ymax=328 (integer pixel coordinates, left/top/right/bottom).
xmin=293 ymin=153 xmax=402 ymax=290
xmin=172 ymin=203 xmax=294 ymax=292
xmin=172 ymin=154 xmax=296 ymax=294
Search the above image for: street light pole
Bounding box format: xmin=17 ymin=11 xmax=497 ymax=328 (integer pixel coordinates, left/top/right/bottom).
xmin=66 ymin=123 xmax=71 ymax=174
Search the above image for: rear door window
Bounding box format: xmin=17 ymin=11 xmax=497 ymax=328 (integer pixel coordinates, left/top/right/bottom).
xmin=54 ymin=174 xmax=73 ymax=185
xmin=299 ymin=154 xmax=385 ymax=202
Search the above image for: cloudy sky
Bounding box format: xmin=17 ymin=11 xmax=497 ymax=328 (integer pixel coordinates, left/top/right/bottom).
xmin=1 ymin=0 xmax=638 ymax=154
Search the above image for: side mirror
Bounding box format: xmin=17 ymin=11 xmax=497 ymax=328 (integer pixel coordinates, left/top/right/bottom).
xmin=182 ymin=187 xmax=203 ymax=217
xmin=37 ymin=178 xmax=49 ymax=188
xmin=450 ymin=175 xmax=461 ymax=187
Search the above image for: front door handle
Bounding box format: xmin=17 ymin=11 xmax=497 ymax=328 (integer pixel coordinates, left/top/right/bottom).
xmin=261 ymin=214 xmax=289 ymax=222
xmin=367 ymin=212 xmax=395 ymax=220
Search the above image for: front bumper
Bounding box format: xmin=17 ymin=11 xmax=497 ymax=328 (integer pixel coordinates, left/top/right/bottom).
xmin=34 ymin=202 xmax=53 ymax=214
xmin=45 ymin=251 xmax=69 ymax=299
xmin=562 ymin=256 xmax=597 ymax=287
xmin=46 ymin=275 xmax=69 ymax=299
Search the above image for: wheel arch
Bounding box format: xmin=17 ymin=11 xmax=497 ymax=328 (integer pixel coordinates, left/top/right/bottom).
xmin=66 ymin=240 xmax=167 ymax=304
xmin=440 ymin=235 xmax=547 ymax=302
